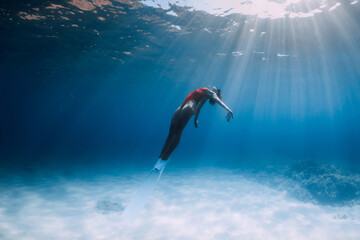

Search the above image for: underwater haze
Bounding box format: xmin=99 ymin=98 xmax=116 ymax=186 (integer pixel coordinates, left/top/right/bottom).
xmin=1 ymin=0 xmax=360 ymax=239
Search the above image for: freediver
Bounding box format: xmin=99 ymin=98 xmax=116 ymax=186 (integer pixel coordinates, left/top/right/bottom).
xmin=122 ymin=87 xmax=234 ymax=221
xmin=154 ymin=87 xmax=234 ymax=170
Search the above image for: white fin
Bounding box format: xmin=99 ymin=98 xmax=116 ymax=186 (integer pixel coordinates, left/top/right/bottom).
xmin=121 ymin=159 xmax=168 ymax=222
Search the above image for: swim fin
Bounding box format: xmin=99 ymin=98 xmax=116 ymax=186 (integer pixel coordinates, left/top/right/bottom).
xmin=122 ymin=159 xmax=168 ymax=222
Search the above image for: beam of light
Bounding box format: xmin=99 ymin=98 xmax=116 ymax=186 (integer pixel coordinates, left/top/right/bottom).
xmin=133 ymin=0 xmax=360 ymax=161
xmin=125 ymin=0 xmax=360 ymax=121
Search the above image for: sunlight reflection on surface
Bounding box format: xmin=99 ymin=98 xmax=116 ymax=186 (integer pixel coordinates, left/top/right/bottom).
xmin=141 ymin=0 xmax=350 ymax=19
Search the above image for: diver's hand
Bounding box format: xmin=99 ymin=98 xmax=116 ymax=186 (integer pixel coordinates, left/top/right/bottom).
xmin=194 ymin=119 xmax=199 ymax=128
xmin=226 ymin=110 xmax=234 ymax=122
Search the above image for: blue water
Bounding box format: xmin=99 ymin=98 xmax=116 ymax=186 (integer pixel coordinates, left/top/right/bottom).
xmin=1 ymin=0 xmax=360 ymax=239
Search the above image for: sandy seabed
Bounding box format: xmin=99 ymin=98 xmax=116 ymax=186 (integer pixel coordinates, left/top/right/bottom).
xmin=0 ymin=167 xmax=359 ymax=240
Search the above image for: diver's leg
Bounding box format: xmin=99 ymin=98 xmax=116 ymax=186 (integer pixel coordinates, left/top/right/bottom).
xmin=161 ymin=103 xmax=195 ymax=160
xmin=161 ymin=132 xmax=181 ymax=160
xmin=159 ymin=107 xmax=181 ymax=159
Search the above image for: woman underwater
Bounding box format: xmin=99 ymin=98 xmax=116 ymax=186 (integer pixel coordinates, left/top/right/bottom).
xmin=155 ymin=87 xmax=234 ymax=170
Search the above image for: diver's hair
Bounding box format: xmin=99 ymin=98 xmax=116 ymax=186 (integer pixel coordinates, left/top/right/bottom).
xmin=209 ymin=86 xmax=222 ymax=105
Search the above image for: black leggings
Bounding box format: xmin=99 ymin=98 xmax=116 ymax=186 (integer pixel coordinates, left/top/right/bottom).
xmin=159 ymin=101 xmax=196 ymax=160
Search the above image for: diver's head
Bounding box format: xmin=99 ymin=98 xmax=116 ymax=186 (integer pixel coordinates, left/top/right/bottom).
xmin=209 ymin=86 xmax=222 ymax=105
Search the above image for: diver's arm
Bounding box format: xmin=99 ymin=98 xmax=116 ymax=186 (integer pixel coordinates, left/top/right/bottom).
xmin=207 ymin=90 xmax=234 ymax=121
xmin=194 ymin=99 xmax=206 ymax=128
xmin=207 ymin=90 xmax=232 ymax=112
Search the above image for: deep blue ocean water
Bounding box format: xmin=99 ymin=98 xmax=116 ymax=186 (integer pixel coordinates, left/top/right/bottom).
xmin=1 ymin=0 xmax=360 ymax=239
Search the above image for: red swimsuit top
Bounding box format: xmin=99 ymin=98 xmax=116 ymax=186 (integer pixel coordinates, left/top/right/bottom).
xmin=181 ymin=87 xmax=209 ymax=108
